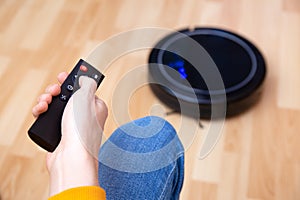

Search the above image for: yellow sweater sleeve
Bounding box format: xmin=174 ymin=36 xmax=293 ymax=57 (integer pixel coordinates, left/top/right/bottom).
xmin=48 ymin=186 xmax=106 ymax=200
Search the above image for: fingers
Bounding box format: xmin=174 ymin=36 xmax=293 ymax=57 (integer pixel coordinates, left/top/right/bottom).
xmin=37 ymin=93 xmax=52 ymax=104
xmin=45 ymin=84 xmax=61 ymax=96
xmin=57 ymin=72 xmax=68 ymax=84
xmin=32 ymin=72 xmax=67 ymax=118
xmin=33 ymin=92 xmax=54 ymax=118
xmin=32 ymin=101 xmax=48 ymax=118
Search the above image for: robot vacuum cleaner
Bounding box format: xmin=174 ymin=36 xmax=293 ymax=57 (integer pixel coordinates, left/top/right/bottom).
xmin=148 ymin=27 xmax=266 ymax=119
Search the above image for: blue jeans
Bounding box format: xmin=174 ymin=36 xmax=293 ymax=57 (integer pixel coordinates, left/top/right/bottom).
xmin=98 ymin=116 xmax=185 ymax=200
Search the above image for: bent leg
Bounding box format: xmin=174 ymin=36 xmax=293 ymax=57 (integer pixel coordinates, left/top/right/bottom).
xmin=98 ymin=116 xmax=184 ymax=200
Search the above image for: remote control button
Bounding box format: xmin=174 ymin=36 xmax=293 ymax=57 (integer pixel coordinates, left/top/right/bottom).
xmin=80 ymin=65 xmax=88 ymax=72
xmin=93 ymin=74 xmax=99 ymax=79
xmin=66 ymin=84 xmax=73 ymax=91
xmin=72 ymin=75 xmax=78 ymax=83
xmin=60 ymin=94 xmax=68 ymax=101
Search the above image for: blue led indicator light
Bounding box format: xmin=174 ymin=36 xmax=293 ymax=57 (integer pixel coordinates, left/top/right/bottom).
xmin=168 ymin=59 xmax=187 ymax=79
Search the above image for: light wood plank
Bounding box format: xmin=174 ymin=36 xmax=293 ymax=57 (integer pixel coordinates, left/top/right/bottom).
xmin=192 ymin=133 xmax=224 ymax=183
xmin=0 ymin=56 xmax=9 ymax=78
xmin=0 ymin=69 xmax=49 ymax=146
xmin=20 ymin=0 xmax=65 ymax=50
xmin=278 ymin=13 xmax=300 ymax=110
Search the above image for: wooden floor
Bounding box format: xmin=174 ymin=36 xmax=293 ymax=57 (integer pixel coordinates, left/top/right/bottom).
xmin=0 ymin=0 xmax=300 ymax=199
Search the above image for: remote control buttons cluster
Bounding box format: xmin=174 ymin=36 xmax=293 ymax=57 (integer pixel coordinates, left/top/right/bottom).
xmin=59 ymin=75 xmax=77 ymax=102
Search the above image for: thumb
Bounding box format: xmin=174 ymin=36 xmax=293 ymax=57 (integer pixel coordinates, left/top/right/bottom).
xmin=95 ymin=97 xmax=108 ymax=129
xmin=78 ymin=76 xmax=97 ymax=97
xmin=77 ymin=75 xmax=107 ymax=129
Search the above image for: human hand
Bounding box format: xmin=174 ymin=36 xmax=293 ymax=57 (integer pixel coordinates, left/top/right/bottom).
xmin=32 ymin=72 xmax=108 ymax=196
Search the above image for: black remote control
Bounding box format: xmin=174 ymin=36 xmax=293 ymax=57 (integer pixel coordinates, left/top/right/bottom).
xmin=28 ymin=59 xmax=105 ymax=152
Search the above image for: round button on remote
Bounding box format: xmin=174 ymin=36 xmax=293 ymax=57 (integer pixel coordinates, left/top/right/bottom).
xmin=66 ymin=84 xmax=73 ymax=91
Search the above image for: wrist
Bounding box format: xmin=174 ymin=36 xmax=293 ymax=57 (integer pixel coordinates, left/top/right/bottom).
xmin=47 ymin=148 xmax=99 ymax=196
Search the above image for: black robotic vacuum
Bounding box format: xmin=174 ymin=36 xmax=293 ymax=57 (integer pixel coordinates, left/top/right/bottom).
xmin=148 ymin=27 xmax=266 ymax=119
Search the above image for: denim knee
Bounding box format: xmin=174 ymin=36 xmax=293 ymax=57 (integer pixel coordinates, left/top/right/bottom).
xmin=98 ymin=116 xmax=185 ymax=200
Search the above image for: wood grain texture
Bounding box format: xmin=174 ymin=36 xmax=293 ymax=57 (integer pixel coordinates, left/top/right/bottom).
xmin=0 ymin=0 xmax=299 ymax=199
